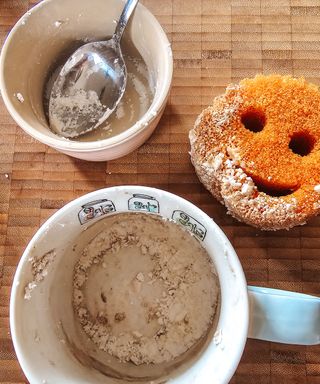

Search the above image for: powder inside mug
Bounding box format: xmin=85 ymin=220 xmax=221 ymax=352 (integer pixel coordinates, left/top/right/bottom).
xmin=73 ymin=212 xmax=220 ymax=365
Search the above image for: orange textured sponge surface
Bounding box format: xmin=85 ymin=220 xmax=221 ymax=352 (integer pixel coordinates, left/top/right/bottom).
xmin=190 ymin=75 xmax=320 ymax=230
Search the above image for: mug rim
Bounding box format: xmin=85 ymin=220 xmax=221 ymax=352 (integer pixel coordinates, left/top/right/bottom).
xmin=0 ymin=0 xmax=173 ymax=152
xmin=10 ymin=186 xmax=249 ymax=384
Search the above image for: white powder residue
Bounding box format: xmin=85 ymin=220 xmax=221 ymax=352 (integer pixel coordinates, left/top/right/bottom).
xmin=73 ymin=213 xmax=219 ymax=365
xmin=227 ymin=146 xmax=241 ymax=164
xmin=213 ymin=329 xmax=223 ymax=345
xmin=136 ymin=272 xmax=145 ymax=282
xmin=24 ymin=282 xmax=37 ymax=300
xmin=314 ymin=202 xmax=320 ymax=210
xmin=102 ymin=122 xmax=112 ymax=133
xmin=203 ymin=92 xmax=243 ymax=132
xmin=34 ymin=331 xmax=40 ymax=343
xmin=241 ymin=183 xmax=254 ymax=196
xmin=189 ymin=130 xmax=197 ymax=146
xmin=214 ymin=105 xmax=238 ymax=127
xmin=132 ymin=57 xmax=149 ymax=79
xmin=115 ymin=101 xmax=125 ymax=119
xmin=314 ymin=184 xmax=320 ymax=193
xmin=15 ymin=93 xmax=24 ymax=103
xmin=128 ymin=73 xmax=149 ymax=113
xmin=193 ymin=111 xmax=205 ymax=131
xmin=24 ymin=249 xmax=56 ymax=300
xmin=44 ymin=40 xmax=154 ymax=142
xmin=203 ymin=153 xmax=224 ymax=174
xmin=213 ymin=154 xmax=224 ymax=171
xmin=20 ymin=11 xmax=31 ymax=25
xmin=49 ymin=89 xmax=106 ymax=138
xmin=226 ymin=83 xmax=242 ymax=92
xmin=221 ymin=156 xmax=299 ymax=228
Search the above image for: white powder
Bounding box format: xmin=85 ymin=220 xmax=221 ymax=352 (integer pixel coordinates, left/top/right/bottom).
xmin=44 ymin=39 xmax=154 ymax=142
xmin=226 ymin=83 xmax=242 ymax=92
xmin=213 ymin=329 xmax=223 ymax=345
xmin=49 ymin=89 xmax=107 ymax=137
xmin=115 ymin=101 xmax=125 ymax=119
xmin=15 ymin=93 xmax=24 ymax=103
xmin=241 ymin=183 xmax=254 ymax=196
xmin=72 ymin=213 xmax=219 ymax=365
xmin=213 ymin=154 xmax=224 ymax=171
xmin=227 ymin=146 xmax=240 ymax=164
xmin=314 ymin=184 xmax=320 ymax=193
xmin=132 ymin=57 xmax=149 ymax=79
xmin=136 ymin=272 xmax=145 ymax=282
xmin=314 ymin=202 xmax=320 ymax=210
xmin=128 ymin=73 xmax=149 ymax=113
xmin=24 ymin=249 xmax=56 ymax=300
xmin=24 ymin=282 xmax=37 ymax=300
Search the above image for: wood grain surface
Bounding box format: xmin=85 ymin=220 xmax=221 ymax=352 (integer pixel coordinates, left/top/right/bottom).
xmin=0 ymin=0 xmax=320 ymax=383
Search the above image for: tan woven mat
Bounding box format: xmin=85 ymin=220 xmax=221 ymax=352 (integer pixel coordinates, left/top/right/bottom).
xmin=0 ymin=0 xmax=319 ymax=382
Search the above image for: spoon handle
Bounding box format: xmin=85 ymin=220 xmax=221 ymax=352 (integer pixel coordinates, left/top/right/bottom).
xmin=113 ymin=0 xmax=139 ymax=44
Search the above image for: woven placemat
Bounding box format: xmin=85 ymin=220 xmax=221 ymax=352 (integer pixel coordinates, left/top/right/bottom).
xmin=0 ymin=0 xmax=319 ymax=382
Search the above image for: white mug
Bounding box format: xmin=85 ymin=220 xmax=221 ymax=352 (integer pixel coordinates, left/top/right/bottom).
xmin=10 ymin=186 xmax=320 ymax=384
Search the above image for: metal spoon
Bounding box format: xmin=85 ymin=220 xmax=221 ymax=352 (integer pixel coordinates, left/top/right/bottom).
xmin=49 ymin=0 xmax=139 ymax=138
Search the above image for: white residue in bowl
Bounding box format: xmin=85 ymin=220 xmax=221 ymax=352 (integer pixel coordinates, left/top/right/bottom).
xmin=43 ymin=38 xmax=155 ymax=142
xmin=24 ymin=249 xmax=56 ymax=300
xmin=72 ymin=212 xmax=220 ymax=365
xmin=14 ymin=92 xmax=24 ymax=103
xmin=49 ymin=89 xmax=107 ymax=138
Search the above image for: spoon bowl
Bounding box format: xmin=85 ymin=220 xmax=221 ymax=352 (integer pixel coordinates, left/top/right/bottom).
xmin=49 ymin=0 xmax=139 ymax=138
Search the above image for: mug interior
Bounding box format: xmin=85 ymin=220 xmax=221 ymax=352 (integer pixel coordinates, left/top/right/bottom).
xmin=10 ymin=187 xmax=249 ymax=384
xmin=0 ymin=0 xmax=171 ymax=150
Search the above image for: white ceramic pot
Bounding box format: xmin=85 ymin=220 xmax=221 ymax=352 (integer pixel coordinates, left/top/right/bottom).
xmin=10 ymin=186 xmax=320 ymax=384
xmin=0 ymin=0 xmax=173 ymax=161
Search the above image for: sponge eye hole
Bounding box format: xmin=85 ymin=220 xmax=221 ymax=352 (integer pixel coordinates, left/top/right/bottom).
xmin=289 ymin=132 xmax=315 ymax=157
xmin=241 ymin=109 xmax=266 ymax=133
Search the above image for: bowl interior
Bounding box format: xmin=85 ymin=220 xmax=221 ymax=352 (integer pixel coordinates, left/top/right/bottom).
xmin=11 ymin=187 xmax=248 ymax=384
xmin=0 ymin=0 xmax=171 ymax=149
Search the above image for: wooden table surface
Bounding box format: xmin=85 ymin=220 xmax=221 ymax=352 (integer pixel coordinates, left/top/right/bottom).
xmin=1 ymin=0 xmax=319 ymax=383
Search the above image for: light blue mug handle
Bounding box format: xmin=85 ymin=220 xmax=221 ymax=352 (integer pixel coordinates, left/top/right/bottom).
xmin=248 ymin=286 xmax=320 ymax=345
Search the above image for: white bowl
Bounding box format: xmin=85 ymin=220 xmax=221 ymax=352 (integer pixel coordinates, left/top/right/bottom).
xmin=10 ymin=186 xmax=249 ymax=384
xmin=0 ymin=0 xmax=173 ymax=161
xmin=11 ymin=186 xmax=320 ymax=383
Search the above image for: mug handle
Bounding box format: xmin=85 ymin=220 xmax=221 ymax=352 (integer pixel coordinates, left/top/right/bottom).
xmin=248 ymin=286 xmax=320 ymax=345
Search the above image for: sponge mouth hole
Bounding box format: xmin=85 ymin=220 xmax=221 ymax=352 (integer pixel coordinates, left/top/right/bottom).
xmin=289 ymin=132 xmax=315 ymax=156
xmin=250 ymin=176 xmax=297 ymax=197
xmin=241 ymin=108 xmax=266 ymax=133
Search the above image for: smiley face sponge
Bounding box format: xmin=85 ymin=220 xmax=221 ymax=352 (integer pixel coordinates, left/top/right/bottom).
xmin=189 ymin=75 xmax=320 ymax=230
